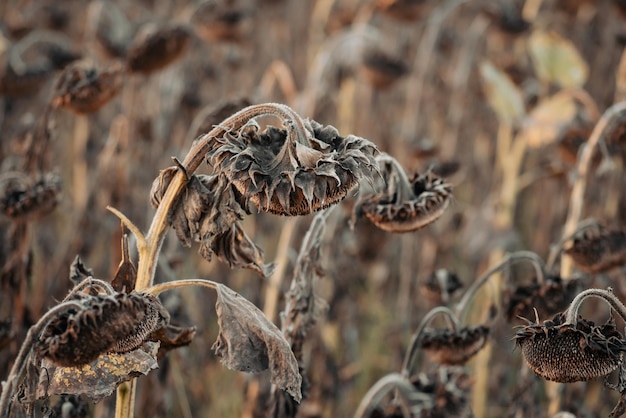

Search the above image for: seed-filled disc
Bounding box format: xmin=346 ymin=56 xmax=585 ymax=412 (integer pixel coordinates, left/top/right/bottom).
xmin=420 ymin=325 xmax=489 ymax=365
xmin=564 ymin=225 xmax=626 ymax=274
xmin=515 ymin=313 xmax=626 ymax=382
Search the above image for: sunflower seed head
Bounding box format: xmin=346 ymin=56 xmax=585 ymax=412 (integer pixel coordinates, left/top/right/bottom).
xmin=504 ymin=274 xmax=581 ymax=322
xmin=420 ymin=269 xmax=463 ymax=304
xmin=515 ymin=312 xmax=626 ymax=382
xmin=0 ymin=171 xmax=62 ymax=220
xmin=360 ymin=163 xmax=452 ymax=233
xmin=359 ymin=48 xmax=409 ymax=89
xmin=564 ymin=225 xmax=626 ymax=274
xmin=37 ymin=292 xmax=169 ymax=367
xmin=51 ymin=60 xmax=124 ymax=114
xmin=126 ymin=24 xmax=192 ymax=74
xmin=210 ymin=119 xmax=379 ymax=216
xmin=420 ymin=325 xmax=490 ymax=365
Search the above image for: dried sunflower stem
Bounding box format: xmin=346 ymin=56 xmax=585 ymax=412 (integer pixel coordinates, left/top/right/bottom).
xmin=145 ymin=279 xmax=219 ymax=296
xmin=401 ymin=306 xmax=460 ymax=378
xmin=108 ymin=103 xmax=309 ymax=418
xmin=353 ymin=373 xmax=425 ymax=418
xmin=62 ymin=277 xmax=116 ymax=300
xmin=0 ymin=301 xmax=84 ymax=417
xmin=455 ymin=251 xmax=547 ymax=322
xmin=560 ymin=101 xmax=626 ymax=279
xmin=565 ymin=288 xmax=626 ymax=325
xmin=375 ymin=153 xmax=414 ymax=201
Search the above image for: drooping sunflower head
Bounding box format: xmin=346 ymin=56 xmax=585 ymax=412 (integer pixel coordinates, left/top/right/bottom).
xmin=209 ymin=117 xmax=379 ymax=216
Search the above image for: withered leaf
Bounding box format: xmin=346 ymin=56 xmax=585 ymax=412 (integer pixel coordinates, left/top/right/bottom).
xmin=151 ymin=171 xmax=274 ymax=276
xmin=528 ymin=30 xmax=589 ymax=88
xmin=150 ymin=323 xmax=197 ymax=358
xmin=212 ymin=283 xmax=302 ymax=402
xmin=111 ymin=234 xmax=137 ymax=293
xmin=37 ymin=343 xmax=159 ymax=402
xmin=68 ymin=255 xmax=95 ymax=285
xmin=480 ymin=60 xmax=525 ymax=124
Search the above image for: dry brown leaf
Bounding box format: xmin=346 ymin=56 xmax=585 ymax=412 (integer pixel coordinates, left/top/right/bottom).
xmin=212 ymin=283 xmax=302 ymax=402
xmin=480 ymin=61 xmax=525 ymax=124
xmin=68 ymin=255 xmax=95 ymax=285
xmin=37 ymin=342 xmax=159 ymax=402
xmin=528 ymin=30 xmax=589 ymax=88
xmin=522 ymin=93 xmax=577 ymax=148
xmin=111 ymin=235 xmax=137 ymax=293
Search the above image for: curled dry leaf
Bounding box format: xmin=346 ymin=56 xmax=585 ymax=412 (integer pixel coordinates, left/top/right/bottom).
xmin=212 ymin=283 xmax=302 ymax=402
xmin=111 ymin=234 xmax=137 ymax=293
xmin=68 ymin=255 xmax=95 ymax=285
xmin=0 ymin=171 xmax=62 ymax=221
xmin=209 ymin=111 xmax=379 ymax=216
xmin=37 ymin=342 xmax=159 ymax=402
xmin=150 ymin=169 xmax=274 ymax=276
xmin=126 ymin=23 xmax=192 ymax=74
xmin=51 ymin=60 xmax=124 ymax=114
xmin=521 ymin=93 xmax=578 ymax=148
xmin=150 ymin=323 xmax=197 ymax=359
xmin=515 ymin=312 xmax=626 ymax=382
xmin=528 ymin=30 xmax=589 ymax=88
xmin=36 ymin=292 xmax=169 ymax=367
xmin=356 ymin=154 xmax=452 ymax=233
xmin=480 ymin=60 xmax=525 ymax=124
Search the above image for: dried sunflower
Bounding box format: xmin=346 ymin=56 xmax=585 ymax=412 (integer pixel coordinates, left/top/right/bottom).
xmin=515 ymin=312 xmax=626 ymax=382
xmin=37 ymin=292 xmax=169 ymax=367
xmin=209 ymin=105 xmax=379 ymax=216
xmin=190 ymin=0 xmax=253 ymax=43
xmin=504 ymin=274 xmax=581 ymax=322
xmin=420 ymin=326 xmax=489 ymax=366
xmin=564 ymin=225 xmax=626 ymax=274
xmin=126 ymin=23 xmax=191 ymax=74
xmin=410 ymin=367 xmax=473 ymax=418
xmin=51 ymin=60 xmax=124 ymax=114
xmin=357 ymin=154 xmax=452 ymax=233
xmin=0 ymin=171 xmax=62 ymax=221
xmin=359 ymin=48 xmax=409 ymax=89
xmin=420 ymin=269 xmax=463 ymax=304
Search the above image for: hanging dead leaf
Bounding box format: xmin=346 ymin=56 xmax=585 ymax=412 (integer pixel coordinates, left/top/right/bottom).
xmin=68 ymin=255 xmax=95 ymax=285
xmin=521 ymin=93 xmax=578 ymax=148
xmin=151 ymin=171 xmax=274 ymax=276
xmin=528 ymin=30 xmax=589 ymax=88
xmin=212 ymin=283 xmax=302 ymax=402
xmin=37 ymin=342 xmax=159 ymax=402
xmin=111 ymin=234 xmax=137 ymax=293
xmin=150 ymin=323 xmax=197 ymax=359
xmin=480 ymin=61 xmax=525 ymax=124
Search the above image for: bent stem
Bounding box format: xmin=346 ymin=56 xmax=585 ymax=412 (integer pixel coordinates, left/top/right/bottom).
xmin=134 ymin=103 xmax=312 ymax=291
xmin=0 ymin=301 xmax=83 ymax=417
xmin=401 ymin=306 xmax=460 ymax=378
xmin=565 ymin=288 xmax=626 ymax=325
xmin=560 ymin=101 xmax=626 ymax=279
xmin=353 ymin=373 xmax=427 ymax=418
xmin=455 ymin=251 xmax=547 ymax=323
xmin=63 ymin=277 xmax=116 ymax=300
xmin=145 ymin=279 xmax=219 ymax=296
